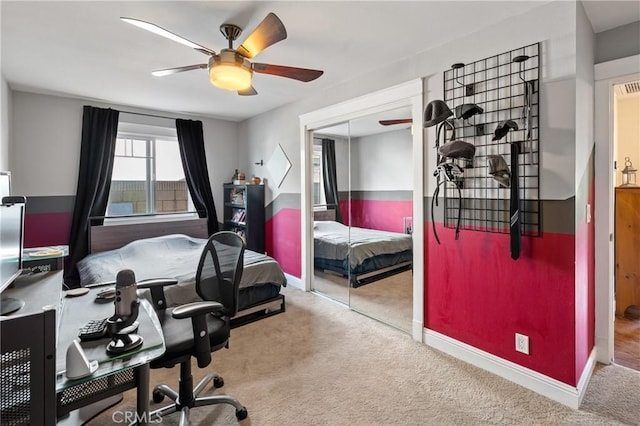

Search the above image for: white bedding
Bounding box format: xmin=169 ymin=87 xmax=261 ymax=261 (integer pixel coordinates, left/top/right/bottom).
xmin=313 ymin=221 xmax=412 ymax=267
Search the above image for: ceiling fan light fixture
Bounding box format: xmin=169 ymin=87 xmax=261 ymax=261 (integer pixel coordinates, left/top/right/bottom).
xmin=209 ymin=51 xmax=253 ymax=91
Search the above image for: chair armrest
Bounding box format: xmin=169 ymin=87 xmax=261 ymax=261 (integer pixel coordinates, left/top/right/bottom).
xmin=172 ymin=301 xmax=225 ymax=319
xmin=137 ymin=278 xmax=179 ymax=310
xmin=172 ymin=301 xmax=226 ymax=368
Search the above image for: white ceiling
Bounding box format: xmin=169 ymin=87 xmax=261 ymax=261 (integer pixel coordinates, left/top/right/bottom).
xmin=2 ymin=1 xmax=638 ymax=123
xmin=581 ymin=0 xmax=640 ymax=32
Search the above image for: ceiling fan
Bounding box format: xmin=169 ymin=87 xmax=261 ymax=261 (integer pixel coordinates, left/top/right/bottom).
xmin=121 ymin=13 xmax=324 ymax=96
xmin=379 ymin=118 xmax=413 ymax=126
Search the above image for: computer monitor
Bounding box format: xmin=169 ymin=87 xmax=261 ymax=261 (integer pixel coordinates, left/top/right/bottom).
xmin=1 ymin=190 xmax=26 ymax=315
xmin=0 ymin=172 xmax=10 ymax=199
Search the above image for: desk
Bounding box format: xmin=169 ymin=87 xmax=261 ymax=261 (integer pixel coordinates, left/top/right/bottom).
xmin=2 ymin=272 xmax=165 ymax=425
xmin=22 ymin=245 xmax=69 ymax=273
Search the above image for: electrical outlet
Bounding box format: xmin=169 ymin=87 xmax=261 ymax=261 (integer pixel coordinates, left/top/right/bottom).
xmin=515 ymin=333 xmax=529 ymax=354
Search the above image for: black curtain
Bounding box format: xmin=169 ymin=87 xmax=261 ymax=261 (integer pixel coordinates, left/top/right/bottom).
xmin=65 ymin=106 xmax=119 ymax=287
xmin=176 ymin=119 xmax=219 ymax=235
xmin=321 ymin=138 xmax=343 ymax=223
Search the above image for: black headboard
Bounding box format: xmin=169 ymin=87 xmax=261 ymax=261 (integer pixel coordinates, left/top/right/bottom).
xmin=313 ymin=209 xmax=336 ymax=221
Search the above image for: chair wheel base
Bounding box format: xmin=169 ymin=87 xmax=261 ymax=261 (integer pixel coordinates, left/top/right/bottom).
xmin=213 ymin=376 xmax=224 ymax=388
xmin=236 ymin=407 xmax=248 ymax=420
xmin=152 ymin=389 xmax=165 ymax=403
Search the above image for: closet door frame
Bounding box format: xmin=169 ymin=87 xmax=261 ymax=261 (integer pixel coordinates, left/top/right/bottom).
xmin=300 ymin=79 xmax=425 ymax=341
xmin=594 ymin=55 xmax=640 ymax=363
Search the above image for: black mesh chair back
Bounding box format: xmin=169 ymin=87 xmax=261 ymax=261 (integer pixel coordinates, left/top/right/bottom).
xmin=143 ymin=231 xmax=249 ymax=422
xmin=195 ymin=231 xmax=245 ymax=318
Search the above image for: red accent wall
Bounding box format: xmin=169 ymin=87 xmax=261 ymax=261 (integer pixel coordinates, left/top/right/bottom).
xmin=339 ymin=199 xmax=349 ymax=226
xmin=574 ymin=181 xmax=596 ymax=380
xmin=347 ymin=199 xmax=413 ymax=233
xmin=23 ymin=212 xmax=72 ymax=248
xmin=268 ymin=194 xmax=590 ymax=386
xmin=425 ymin=223 xmax=578 ymax=385
xmin=266 ymin=208 xmax=301 ymax=277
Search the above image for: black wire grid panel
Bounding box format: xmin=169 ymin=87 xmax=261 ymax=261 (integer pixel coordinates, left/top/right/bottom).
xmin=441 ymin=42 xmax=541 ymax=236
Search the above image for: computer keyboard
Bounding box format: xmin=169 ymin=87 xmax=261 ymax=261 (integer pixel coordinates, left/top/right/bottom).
xmin=78 ymin=318 xmax=109 ymax=341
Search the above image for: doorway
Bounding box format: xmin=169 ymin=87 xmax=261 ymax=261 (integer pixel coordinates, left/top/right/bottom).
xmin=300 ymin=79 xmax=424 ymax=341
xmin=594 ymin=55 xmax=640 ymax=367
xmin=612 ymin=80 xmax=640 ymax=371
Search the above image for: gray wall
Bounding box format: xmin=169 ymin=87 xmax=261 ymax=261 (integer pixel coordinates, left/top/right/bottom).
xmin=351 ymin=129 xmax=412 ymax=192
xmin=9 ymin=91 xmax=239 ymax=222
xmin=595 ymin=21 xmax=640 ymax=64
xmin=240 ymin=1 xmax=580 ymax=206
xmin=1 ymin=74 xmax=10 ymax=171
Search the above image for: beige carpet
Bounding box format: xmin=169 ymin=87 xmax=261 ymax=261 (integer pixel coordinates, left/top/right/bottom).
xmin=313 ymin=269 xmax=413 ymax=332
xmin=88 ymin=285 xmax=640 ymax=425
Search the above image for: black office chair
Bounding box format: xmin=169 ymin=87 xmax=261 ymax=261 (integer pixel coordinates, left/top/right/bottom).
xmin=140 ymin=231 xmax=248 ymax=423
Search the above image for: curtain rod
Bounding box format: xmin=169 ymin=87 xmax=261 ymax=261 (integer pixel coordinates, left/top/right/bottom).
xmin=118 ymin=110 xmax=178 ymax=121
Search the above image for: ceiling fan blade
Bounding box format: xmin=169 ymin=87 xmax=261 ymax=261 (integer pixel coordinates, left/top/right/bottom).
xmin=252 ymin=63 xmax=323 ymax=82
xmin=238 ymin=86 xmax=258 ymax=96
xmin=121 ymin=17 xmax=216 ymax=56
xmin=152 ymin=64 xmax=208 ymax=77
xmin=236 ymin=13 xmax=287 ymax=58
xmin=379 ymin=119 xmax=413 ymax=126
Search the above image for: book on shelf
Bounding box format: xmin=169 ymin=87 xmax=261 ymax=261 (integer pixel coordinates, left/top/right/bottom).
xmin=230 ymin=188 xmax=245 ymax=205
xmin=231 ymin=209 xmax=246 ymax=223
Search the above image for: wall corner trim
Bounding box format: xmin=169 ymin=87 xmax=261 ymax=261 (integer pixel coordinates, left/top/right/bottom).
xmin=423 ymin=329 xmax=596 ymax=409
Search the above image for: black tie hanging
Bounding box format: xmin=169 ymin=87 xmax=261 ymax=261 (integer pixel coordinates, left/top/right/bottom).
xmin=492 ymin=120 xmax=520 ymax=259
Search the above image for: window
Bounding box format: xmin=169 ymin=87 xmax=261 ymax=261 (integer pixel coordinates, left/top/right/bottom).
xmin=107 ymin=132 xmax=194 ymax=217
xmin=312 ymin=143 xmax=326 ymax=207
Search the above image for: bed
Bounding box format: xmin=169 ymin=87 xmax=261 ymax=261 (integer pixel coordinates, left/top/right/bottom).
xmin=79 ymin=218 xmax=286 ymax=327
xmin=313 ymin=216 xmax=413 ymax=287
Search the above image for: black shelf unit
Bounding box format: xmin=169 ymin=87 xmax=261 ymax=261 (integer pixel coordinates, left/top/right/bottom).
xmin=223 ymin=183 xmax=265 ymax=253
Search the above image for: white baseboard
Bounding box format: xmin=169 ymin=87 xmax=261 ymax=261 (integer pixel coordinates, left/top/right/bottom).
xmin=412 ymin=319 xmax=424 ymax=342
xmin=424 ymin=329 xmax=597 ymax=409
xmin=284 ymin=273 xmax=302 ymax=289
xmin=576 ymin=348 xmax=597 ymax=407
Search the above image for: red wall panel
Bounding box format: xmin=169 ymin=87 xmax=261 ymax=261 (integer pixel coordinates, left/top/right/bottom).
xmin=23 ymin=212 xmax=72 ymax=248
xmin=347 ymin=199 xmax=413 ymax=233
xmin=425 ymin=223 xmax=578 ymax=385
xmin=266 ymin=208 xmax=301 ymax=277
xmin=267 ymin=194 xmax=589 ymax=387
xmin=574 ymin=181 xmax=596 ymax=380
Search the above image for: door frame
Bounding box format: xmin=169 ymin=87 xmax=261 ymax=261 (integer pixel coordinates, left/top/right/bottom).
xmin=594 ymin=55 xmax=640 ymax=363
xmin=299 ymin=78 xmax=425 ymax=341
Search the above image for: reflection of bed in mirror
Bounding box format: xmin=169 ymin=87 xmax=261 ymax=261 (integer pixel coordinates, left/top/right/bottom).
xmin=313 ymin=210 xmax=412 ymax=287
xmin=80 ymin=218 xmax=286 ymax=327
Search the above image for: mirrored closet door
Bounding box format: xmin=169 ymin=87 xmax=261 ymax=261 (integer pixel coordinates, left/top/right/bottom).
xmin=311 ymin=107 xmax=414 ymax=333
xmin=311 ymin=122 xmax=350 ymax=305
